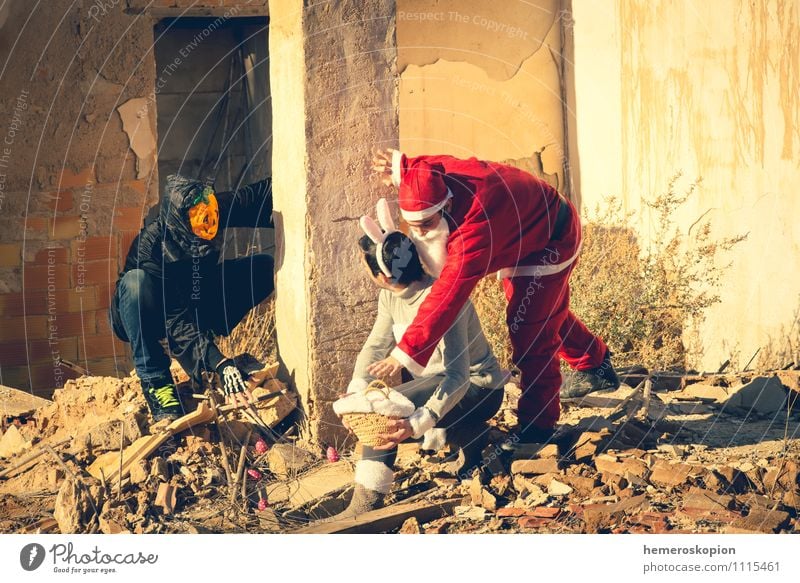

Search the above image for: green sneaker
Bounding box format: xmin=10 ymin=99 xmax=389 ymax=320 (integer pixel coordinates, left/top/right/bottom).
xmin=143 ymin=383 xmax=184 ymax=422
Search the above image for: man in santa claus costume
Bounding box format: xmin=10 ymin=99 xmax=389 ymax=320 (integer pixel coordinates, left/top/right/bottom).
xmin=367 ymin=149 xmax=619 ymax=442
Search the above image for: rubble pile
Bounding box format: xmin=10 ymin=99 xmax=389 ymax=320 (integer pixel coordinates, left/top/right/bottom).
xmin=0 ymin=362 xmax=300 ymax=534
xmin=0 ymin=367 xmax=798 ymax=534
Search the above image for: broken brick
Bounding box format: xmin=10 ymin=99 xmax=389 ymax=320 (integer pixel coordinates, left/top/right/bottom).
xmin=511 ymin=458 xmax=560 ymax=475
xmin=731 ymin=508 xmax=790 ymax=533
xmin=649 ymin=460 xmax=699 ymax=488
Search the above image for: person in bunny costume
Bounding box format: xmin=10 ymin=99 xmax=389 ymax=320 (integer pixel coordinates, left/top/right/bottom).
xmin=368 ymin=150 xmax=620 ymax=443
xmin=331 ymin=200 xmax=506 ymax=519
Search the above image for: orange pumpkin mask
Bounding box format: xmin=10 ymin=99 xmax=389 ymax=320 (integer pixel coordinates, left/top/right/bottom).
xmin=188 ymin=186 xmax=219 ymax=240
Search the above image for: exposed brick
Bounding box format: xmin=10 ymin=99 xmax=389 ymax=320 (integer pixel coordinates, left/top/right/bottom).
xmin=0 ymin=243 xmax=22 ymax=267
xmin=71 ymin=235 xmax=118 ymax=262
xmin=25 ymin=217 xmax=50 ymax=236
xmin=126 ymin=180 xmax=148 ymax=197
xmin=47 ymin=190 xmax=73 ymax=212
xmin=78 ymin=333 xmax=129 ymax=360
xmin=85 ymin=357 xmax=128 ymax=377
xmin=72 ymin=259 xmax=118 ymax=288
xmin=22 ymin=263 xmax=71 ymax=290
xmin=51 ymin=215 xmax=83 ymax=239
xmin=0 ymin=337 xmax=78 ymax=367
xmin=94 ymin=283 xmax=116 ymax=310
xmin=0 ymin=315 xmax=48 ymax=342
xmin=33 ymin=246 xmax=69 ymax=264
xmin=0 ymin=287 xmax=99 ymax=317
xmin=113 ymin=207 xmax=146 ymax=231
xmin=58 ymin=167 xmax=95 ymax=189
xmin=38 ymin=336 xmax=80 ymax=363
xmin=0 ymin=363 xmax=81 ymax=394
xmin=119 ymin=230 xmax=138 ymax=259
xmin=95 ymin=309 xmax=114 ymax=336
xmin=46 ymin=310 xmax=97 ymax=337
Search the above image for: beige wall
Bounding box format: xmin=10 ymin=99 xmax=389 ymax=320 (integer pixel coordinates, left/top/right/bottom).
xmin=397 ymin=0 xmax=570 ymax=193
xmin=270 ymin=0 xmax=398 ymax=444
xmin=572 ymin=0 xmax=800 ymax=370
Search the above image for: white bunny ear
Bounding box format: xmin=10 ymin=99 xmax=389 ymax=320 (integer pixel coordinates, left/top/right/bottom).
xmin=376 ymin=198 xmax=396 ymax=234
xmin=359 ymin=216 xmax=384 ymax=244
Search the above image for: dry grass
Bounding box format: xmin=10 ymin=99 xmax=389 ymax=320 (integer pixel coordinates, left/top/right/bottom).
xmin=472 ymin=175 xmax=747 ymax=372
xmin=217 ymin=297 xmax=277 ymax=365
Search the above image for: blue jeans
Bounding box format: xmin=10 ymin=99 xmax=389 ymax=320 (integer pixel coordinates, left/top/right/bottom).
xmin=111 ymin=254 xmax=274 ymax=388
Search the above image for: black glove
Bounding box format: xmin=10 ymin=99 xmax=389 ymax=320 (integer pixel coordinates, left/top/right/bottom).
xmin=216 ymin=360 xmax=249 ymax=397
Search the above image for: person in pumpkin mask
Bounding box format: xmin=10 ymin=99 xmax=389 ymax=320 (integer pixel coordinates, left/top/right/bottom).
xmin=109 ymin=174 xmax=274 ymax=422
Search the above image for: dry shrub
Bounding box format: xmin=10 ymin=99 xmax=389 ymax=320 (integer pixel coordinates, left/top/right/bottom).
xmin=757 ymin=299 xmax=800 ymax=370
xmin=573 ymin=176 xmax=746 ymax=370
xmin=472 ymin=175 xmax=746 ymax=372
xmin=217 ymin=297 xmax=277 ymax=364
xmin=472 ymin=277 xmax=513 ymax=370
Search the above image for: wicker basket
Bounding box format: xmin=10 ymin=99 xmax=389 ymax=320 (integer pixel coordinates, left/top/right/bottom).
xmin=342 ymin=380 xmax=395 ymax=447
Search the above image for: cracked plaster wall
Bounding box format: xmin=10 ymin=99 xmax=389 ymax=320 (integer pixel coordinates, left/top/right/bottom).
xmin=572 ymin=0 xmax=800 ymax=370
xmin=397 ymin=0 xmax=569 ymax=193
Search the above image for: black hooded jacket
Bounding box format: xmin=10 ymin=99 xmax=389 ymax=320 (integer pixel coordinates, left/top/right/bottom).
xmin=111 ymin=174 xmax=273 ymax=381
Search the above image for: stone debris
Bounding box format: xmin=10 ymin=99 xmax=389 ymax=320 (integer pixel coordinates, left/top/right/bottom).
xmin=0 ymin=366 xmax=798 ymax=534
xmin=0 ymin=425 xmax=32 ymax=459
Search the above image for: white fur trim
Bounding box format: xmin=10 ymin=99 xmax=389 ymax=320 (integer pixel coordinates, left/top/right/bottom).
xmin=332 ymin=385 xmax=415 ymax=417
xmin=422 ymin=427 xmax=447 ymax=451
xmin=391 ymin=149 xmax=402 ymax=187
xmin=355 ymin=460 xmax=394 ymax=494
xmin=375 ymin=240 xmax=392 ymax=278
xmin=495 ymin=241 xmax=582 ymax=280
xmin=390 ymin=346 xmax=426 ymax=377
xmin=400 ymin=190 xmax=453 ymax=222
xmin=346 ymin=378 xmax=369 ymax=394
xmin=408 ymin=407 xmax=437 ymax=439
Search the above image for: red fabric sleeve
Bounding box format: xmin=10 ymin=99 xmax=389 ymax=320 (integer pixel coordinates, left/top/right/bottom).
xmin=396 ymin=213 xmax=494 ymax=369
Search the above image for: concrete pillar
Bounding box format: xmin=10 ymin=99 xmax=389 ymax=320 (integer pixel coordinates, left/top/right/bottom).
xmin=269 ymin=0 xmax=398 ymax=444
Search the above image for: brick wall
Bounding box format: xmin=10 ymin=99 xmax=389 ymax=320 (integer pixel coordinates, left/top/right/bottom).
xmin=0 ymin=1 xmax=270 ymax=397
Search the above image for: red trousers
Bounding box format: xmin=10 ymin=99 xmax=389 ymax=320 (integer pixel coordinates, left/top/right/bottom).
xmin=501 ymin=204 xmax=607 ymax=429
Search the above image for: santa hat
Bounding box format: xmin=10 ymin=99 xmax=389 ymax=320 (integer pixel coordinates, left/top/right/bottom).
xmin=398 ymin=159 xmax=451 ymax=221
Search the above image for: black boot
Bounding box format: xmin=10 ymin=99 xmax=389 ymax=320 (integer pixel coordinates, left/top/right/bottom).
xmin=560 ymin=349 xmax=621 ymax=399
xmin=442 ymin=423 xmax=491 ymax=476
xmin=513 ymin=424 xmax=556 ymax=445
xmin=142 ymin=383 xmax=184 ymax=422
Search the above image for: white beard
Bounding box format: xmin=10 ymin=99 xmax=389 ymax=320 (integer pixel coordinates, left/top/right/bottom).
xmin=409 ymin=216 xmax=449 ymax=277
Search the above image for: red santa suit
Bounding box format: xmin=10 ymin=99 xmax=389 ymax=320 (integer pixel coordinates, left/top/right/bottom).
xmin=389 ymin=152 xmax=608 ymax=430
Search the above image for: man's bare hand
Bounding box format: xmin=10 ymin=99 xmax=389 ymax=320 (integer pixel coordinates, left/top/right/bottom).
xmin=366 ymin=355 xmax=402 ymax=378
xmin=374 ymin=418 xmax=413 ymax=450
xmin=371 ymin=148 xmax=398 ymax=187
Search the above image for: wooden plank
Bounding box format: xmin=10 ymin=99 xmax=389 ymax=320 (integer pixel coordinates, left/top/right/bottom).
xmin=266 ymin=461 xmax=354 ymax=507
xmin=87 ymin=402 xmax=215 ymax=484
xmin=0 ymin=437 xmax=71 ymax=480
xmin=294 ymin=498 xmax=461 ymax=534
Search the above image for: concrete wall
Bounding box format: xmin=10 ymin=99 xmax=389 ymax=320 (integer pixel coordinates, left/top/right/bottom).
xmin=0 ymin=0 xmax=269 ymax=395
xmin=270 ymin=0 xmax=398 ymax=444
xmin=572 ymin=0 xmax=800 ymax=370
xmin=397 ymin=0 xmax=571 ymax=194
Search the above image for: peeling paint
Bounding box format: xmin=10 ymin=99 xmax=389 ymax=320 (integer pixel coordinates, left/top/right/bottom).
xmin=117 ymin=98 xmax=156 ymax=180
xmin=397 ymin=0 xmax=560 ymax=81
xmin=398 ymin=13 xmax=566 ymax=188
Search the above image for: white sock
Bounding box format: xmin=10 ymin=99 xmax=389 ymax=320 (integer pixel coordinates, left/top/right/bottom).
xmin=354 ymin=459 xmax=394 ymax=495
